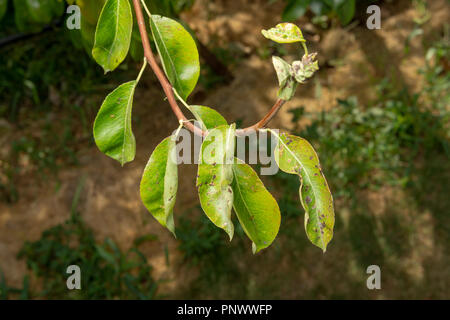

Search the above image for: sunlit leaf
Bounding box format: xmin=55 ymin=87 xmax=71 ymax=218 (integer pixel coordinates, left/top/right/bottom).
xmin=140 ymin=136 xmax=178 ymax=236
xmin=232 ymin=159 xmax=281 ymax=253
xmin=189 ymin=105 xmax=228 ymax=130
xmin=150 ymin=15 xmax=200 ymax=100
xmin=93 ymin=81 xmax=137 ymax=165
xmin=262 ymin=23 xmax=305 ymax=43
xmin=273 ymin=131 xmax=335 ymax=251
xmin=197 ymin=125 xmax=236 ymax=240
xmin=92 ymin=0 xmax=133 ymax=73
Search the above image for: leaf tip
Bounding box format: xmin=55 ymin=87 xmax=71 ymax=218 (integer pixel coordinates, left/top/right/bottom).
xmin=225 ymin=225 xmax=234 ymax=242
xmin=252 ymin=242 xmax=263 ymax=254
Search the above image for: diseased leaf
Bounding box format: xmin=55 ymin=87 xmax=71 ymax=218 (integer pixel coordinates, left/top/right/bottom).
xmin=273 ymin=131 xmax=335 ymax=252
xmin=150 ymin=15 xmax=200 ymax=100
xmin=197 ymin=125 xmax=236 ymax=240
xmin=272 ymin=56 xmax=298 ymax=101
xmin=262 ymin=23 xmax=305 ymax=44
xmin=93 ymin=81 xmax=137 ymax=165
xmin=140 ymin=136 xmax=178 ymax=237
xmin=292 ymin=53 xmax=319 ymax=84
xmin=92 ymin=0 xmax=133 ymax=73
xmin=189 ymin=105 xmax=228 ymax=130
xmin=232 ymin=159 xmax=281 ymax=253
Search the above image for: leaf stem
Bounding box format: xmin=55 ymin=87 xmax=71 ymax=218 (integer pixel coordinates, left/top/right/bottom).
xmin=136 ymin=58 xmax=147 ymax=84
xmin=302 ymin=42 xmax=308 ymax=56
xmin=131 ymin=0 xmax=287 ymax=136
xmin=173 ymin=88 xmax=192 ymax=111
xmin=140 ymin=0 xmax=151 ymax=17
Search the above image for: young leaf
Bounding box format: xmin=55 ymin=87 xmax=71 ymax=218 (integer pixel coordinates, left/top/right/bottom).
xmin=140 ymin=136 xmax=178 ymax=237
xmin=189 ymin=105 xmax=228 ymax=130
xmin=149 ymin=15 xmax=200 ymax=100
xmin=272 ymin=56 xmax=298 ymax=101
xmin=93 ymin=81 xmax=137 ymax=166
xmin=273 ymin=131 xmax=335 ymax=252
xmin=232 ymin=159 xmax=281 ymax=254
xmin=262 ymin=23 xmax=305 ymax=44
xmin=197 ymin=125 xmax=236 ymax=240
xmin=92 ymin=0 xmax=133 ymax=73
xmin=292 ymin=53 xmax=319 ymax=84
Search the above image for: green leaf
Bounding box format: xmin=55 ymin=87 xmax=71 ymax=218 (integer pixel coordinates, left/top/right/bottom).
xmin=189 ymin=105 xmax=228 ymax=130
xmin=149 ymin=15 xmax=200 ymax=100
xmin=262 ymin=23 xmax=305 ymax=44
xmin=0 ymin=0 xmax=8 ymax=22
xmin=232 ymin=159 xmax=281 ymax=253
xmin=197 ymin=124 xmax=236 ymax=240
xmin=13 ymin=0 xmax=41 ymax=33
xmin=25 ymin=0 xmax=56 ymax=25
xmin=282 ymin=0 xmax=311 ymax=22
xmin=93 ymin=81 xmax=137 ymax=165
xmin=336 ymin=0 xmax=355 ymax=25
xmin=92 ymin=0 xmax=133 ymax=73
xmin=272 ymin=56 xmax=298 ymax=101
xmin=310 ymin=0 xmax=329 ymax=15
xmin=140 ymin=136 xmax=178 ymax=237
xmin=273 ymin=131 xmax=335 ymax=252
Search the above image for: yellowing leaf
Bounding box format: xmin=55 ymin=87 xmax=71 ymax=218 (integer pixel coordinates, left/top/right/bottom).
xmin=262 ymin=23 xmax=305 ymax=44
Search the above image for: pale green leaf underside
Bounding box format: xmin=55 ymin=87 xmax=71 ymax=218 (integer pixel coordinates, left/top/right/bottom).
xmin=92 ymin=0 xmax=133 ymax=73
xmin=262 ymin=23 xmax=305 ymax=43
xmin=272 ymin=56 xmax=298 ymax=100
xmin=197 ymin=124 xmax=236 ymax=240
xmin=232 ymin=159 xmax=281 ymax=253
xmin=150 ymin=15 xmax=200 ymax=100
xmin=93 ymin=81 xmax=136 ymax=165
xmin=274 ymin=132 xmax=335 ymax=252
xmin=189 ymin=105 xmax=228 ymax=130
xmin=140 ymin=136 xmax=178 ymax=237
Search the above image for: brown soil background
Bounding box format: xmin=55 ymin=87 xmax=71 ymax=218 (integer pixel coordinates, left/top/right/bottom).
xmin=0 ymin=0 xmax=449 ymax=299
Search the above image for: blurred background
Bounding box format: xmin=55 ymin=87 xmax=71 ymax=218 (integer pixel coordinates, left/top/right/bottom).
xmin=0 ymin=0 xmax=449 ymax=299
